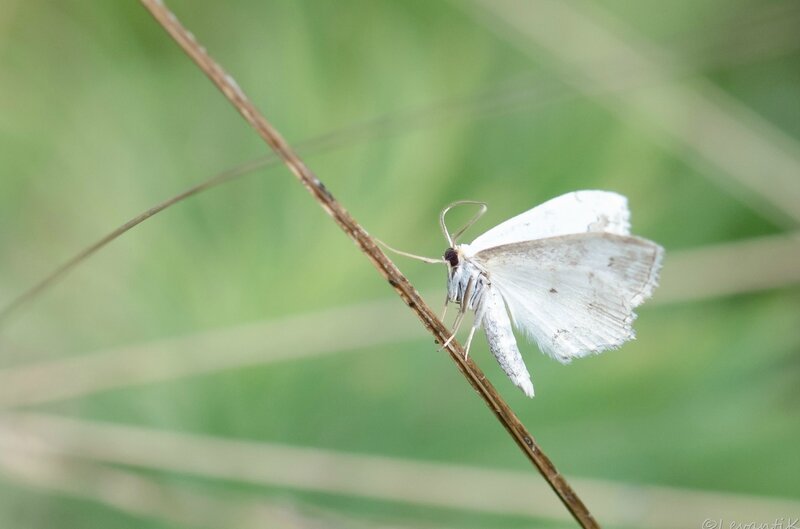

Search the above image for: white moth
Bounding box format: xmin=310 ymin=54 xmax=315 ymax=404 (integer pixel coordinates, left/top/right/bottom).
xmin=384 ymin=190 xmax=664 ymax=397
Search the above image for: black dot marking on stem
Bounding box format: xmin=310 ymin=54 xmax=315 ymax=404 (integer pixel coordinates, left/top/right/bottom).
xmin=317 ymin=181 xmax=334 ymax=201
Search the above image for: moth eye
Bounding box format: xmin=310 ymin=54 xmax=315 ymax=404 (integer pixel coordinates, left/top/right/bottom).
xmin=444 ymin=248 xmax=459 ymax=267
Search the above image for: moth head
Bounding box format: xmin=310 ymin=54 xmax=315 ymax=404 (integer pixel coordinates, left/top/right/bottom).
xmin=443 ymin=247 xmax=459 ymax=268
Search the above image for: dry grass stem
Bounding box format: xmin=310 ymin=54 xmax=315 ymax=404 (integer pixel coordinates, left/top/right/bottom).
xmin=2 ymin=232 xmax=798 ymax=410
xmin=138 ymin=0 xmax=599 ymax=526
xmin=656 ymin=232 xmax=800 ymax=304
xmin=2 ymin=413 xmax=799 ymax=529
xmin=0 ymin=298 xmax=417 ymax=409
xmin=0 ymin=449 xmax=381 ymax=529
xmin=2 ymin=224 xmax=799 ymax=409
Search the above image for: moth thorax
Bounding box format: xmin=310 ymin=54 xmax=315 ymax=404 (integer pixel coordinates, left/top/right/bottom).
xmin=444 ymin=247 xmax=459 ymax=267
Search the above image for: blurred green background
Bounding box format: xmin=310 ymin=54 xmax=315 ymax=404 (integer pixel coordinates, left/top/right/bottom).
xmin=1 ymin=0 xmax=799 ymax=528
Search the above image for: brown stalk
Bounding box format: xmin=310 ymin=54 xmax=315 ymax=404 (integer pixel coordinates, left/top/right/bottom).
xmin=137 ymin=1 xmax=600 ymax=527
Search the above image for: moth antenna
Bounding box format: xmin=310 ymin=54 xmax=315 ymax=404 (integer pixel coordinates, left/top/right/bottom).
xmin=375 ymin=238 xmax=445 ymax=264
xmin=440 ymin=200 xmax=488 ymax=246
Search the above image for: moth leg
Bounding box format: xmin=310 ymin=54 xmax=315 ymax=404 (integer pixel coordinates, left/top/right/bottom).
xmin=441 ymin=294 xmax=449 ymax=321
xmin=463 ymin=294 xmax=490 ymax=360
xmin=463 ymin=325 xmax=478 ymax=360
xmin=440 ymin=309 xmax=465 ymax=350
xmin=441 ymin=276 xmax=474 ymax=351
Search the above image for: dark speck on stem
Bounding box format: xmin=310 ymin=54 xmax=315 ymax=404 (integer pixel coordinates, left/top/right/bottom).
xmin=317 ymin=181 xmax=334 ymax=201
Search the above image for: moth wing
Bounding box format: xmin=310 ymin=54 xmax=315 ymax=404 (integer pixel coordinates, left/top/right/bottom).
xmin=473 ymin=233 xmax=663 ymax=363
xmin=469 ymin=191 xmax=631 ymax=253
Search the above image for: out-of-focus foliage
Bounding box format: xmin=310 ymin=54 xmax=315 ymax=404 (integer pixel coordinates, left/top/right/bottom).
xmin=0 ymin=1 xmax=798 ymax=528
